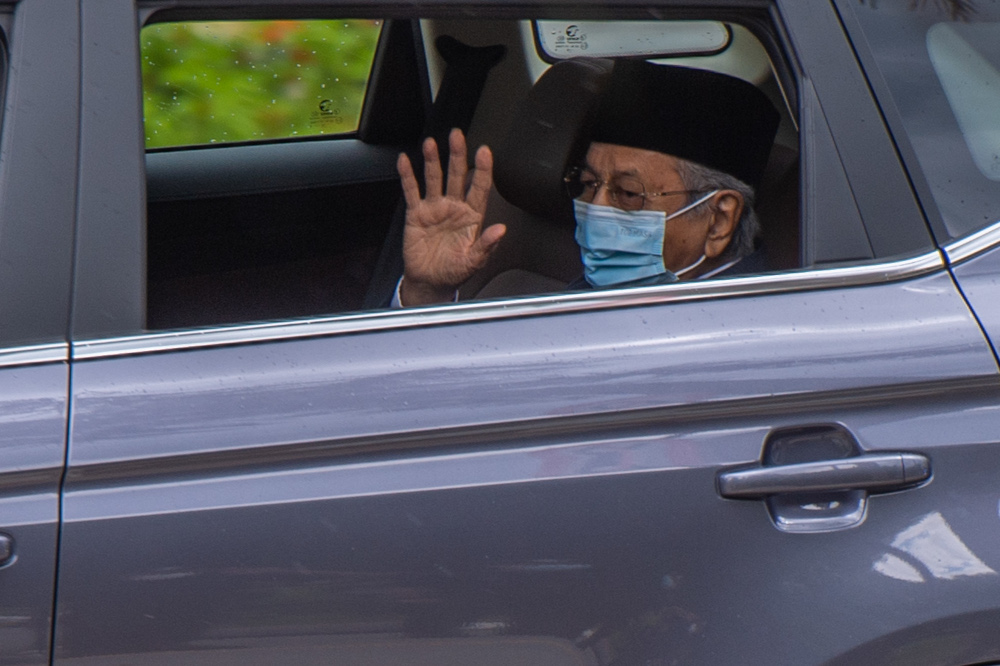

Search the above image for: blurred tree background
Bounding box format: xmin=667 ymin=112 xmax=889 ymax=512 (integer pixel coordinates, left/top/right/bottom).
xmin=142 ymin=20 xmax=382 ymax=148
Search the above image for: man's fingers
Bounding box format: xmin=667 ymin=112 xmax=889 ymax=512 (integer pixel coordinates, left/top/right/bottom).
xmin=397 ymin=152 xmax=421 ymax=209
xmin=445 ymin=129 xmax=469 ymax=198
xmin=422 ymin=136 xmax=443 ymax=199
xmin=466 ymin=145 xmax=494 ymax=213
xmin=471 ymin=223 xmax=506 ymax=263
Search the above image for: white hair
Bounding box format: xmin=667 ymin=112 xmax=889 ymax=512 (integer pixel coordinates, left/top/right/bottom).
xmin=673 ymin=158 xmax=760 ymax=261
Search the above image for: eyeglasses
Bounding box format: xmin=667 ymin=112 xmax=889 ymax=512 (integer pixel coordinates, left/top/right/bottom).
xmin=563 ymin=166 xmax=706 ymax=212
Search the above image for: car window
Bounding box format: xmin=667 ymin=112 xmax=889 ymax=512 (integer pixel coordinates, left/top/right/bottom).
xmin=141 ymin=14 xmax=810 ymax=331
xmin=141 ymin=19 xmax=382 ymax=148
xmin=843 ymin=0 xmax=1000 ymax=239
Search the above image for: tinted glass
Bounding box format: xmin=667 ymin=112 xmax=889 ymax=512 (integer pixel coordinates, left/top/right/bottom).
xmin=846 ymin=0 xmax=1000 ymax=238
xmin=141 ymin=19 xmax=382 ymax=148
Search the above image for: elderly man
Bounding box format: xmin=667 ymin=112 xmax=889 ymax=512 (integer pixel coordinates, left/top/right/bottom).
xmin=394 ymin=59 xmax=780 ymax=306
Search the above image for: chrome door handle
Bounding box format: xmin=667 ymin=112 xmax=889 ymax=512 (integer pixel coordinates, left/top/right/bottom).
xmin=717 ymin=452 xmax=930 ymax=499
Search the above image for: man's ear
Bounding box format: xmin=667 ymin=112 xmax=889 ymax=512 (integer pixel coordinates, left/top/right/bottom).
xmin=703 ymin=191 xmax=744 ymax=259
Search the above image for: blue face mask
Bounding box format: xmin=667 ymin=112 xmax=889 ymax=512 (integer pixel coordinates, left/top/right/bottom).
xmin=573 ymin=190 xmax=718 ymax=288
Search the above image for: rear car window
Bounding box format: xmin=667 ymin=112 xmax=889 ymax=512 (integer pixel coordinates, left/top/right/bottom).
xmin=845 ymin=1 xmax=1000 ymax=239
xmin=141 ymin=19 xmax=382 ymax=148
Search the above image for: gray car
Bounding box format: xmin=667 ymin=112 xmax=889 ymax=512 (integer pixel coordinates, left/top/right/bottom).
xmin=2 ymin=0 xmax=1000 ymax=663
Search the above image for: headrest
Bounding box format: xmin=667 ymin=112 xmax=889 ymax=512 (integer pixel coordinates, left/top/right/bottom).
xmin=493 ymin=58 xmax=780 ymax=223
xmin=493 ymin=58 xmax=614 ymax=223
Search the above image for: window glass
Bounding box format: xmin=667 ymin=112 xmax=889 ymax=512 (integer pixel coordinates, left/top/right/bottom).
xmin=141 ymin=19 xmax=382 ymax=148
xmin=847 ymin=0 xmax=1000 ymax=238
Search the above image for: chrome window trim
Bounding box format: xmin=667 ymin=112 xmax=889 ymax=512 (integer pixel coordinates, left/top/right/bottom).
xmin=0 ymin=342 xmax=69 ymax=368
xmin=72 ymin=250 xmax=945 ymax=361
xmin=943 ymin=219 xmax=1000 ymax=265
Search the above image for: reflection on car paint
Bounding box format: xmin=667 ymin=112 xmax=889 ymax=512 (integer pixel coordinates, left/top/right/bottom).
xmin=873 ymin=511 xmax=997 ymax=582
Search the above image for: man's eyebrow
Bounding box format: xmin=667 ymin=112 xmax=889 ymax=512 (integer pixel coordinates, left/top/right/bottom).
xmin=581 ymin=163 xmax=642 ymax=178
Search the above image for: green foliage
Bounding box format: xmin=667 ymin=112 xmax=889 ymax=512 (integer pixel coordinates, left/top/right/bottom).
xmin=142 ymin=19 xmax=382 ymax=148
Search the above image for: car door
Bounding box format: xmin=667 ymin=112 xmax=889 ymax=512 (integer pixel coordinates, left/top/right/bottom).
xmin=835 ymin=13 xmax=1000 ymax=662
xmin=0 ymin=0 xmax=78 ymax=663
xmin=54 ymin=1 xmax=1000 ymax=665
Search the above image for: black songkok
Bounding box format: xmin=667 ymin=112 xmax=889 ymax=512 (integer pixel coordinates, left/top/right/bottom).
xmin=493 ymin=57 xmax=781 ymax=222
xmin=592 ymin=60 xmax=780 ymax=191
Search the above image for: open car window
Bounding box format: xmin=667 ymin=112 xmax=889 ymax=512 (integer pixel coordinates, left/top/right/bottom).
xmin=141 ymin=13 xmax=816 ymax=331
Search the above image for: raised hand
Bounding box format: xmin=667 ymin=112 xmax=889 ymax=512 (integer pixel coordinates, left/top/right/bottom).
xmin=396 ymin=128 xmax=507 ymax=306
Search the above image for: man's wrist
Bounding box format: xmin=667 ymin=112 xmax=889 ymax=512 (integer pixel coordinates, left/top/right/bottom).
xmin=398 ymin=276 xmax=459 ymax=307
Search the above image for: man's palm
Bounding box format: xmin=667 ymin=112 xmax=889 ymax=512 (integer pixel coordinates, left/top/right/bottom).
xmin=396 ymin=129 xmax=506 ymax=304
xmin=403 ymin=195 xmax=498 ymax=287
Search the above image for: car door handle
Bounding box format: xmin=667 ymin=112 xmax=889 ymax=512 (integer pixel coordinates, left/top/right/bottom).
xmin=717 ymin=452 xmax=930 ymax=499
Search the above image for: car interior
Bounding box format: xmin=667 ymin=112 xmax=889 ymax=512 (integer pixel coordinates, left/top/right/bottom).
xmin=143 ymin=15 xmax=800 ymax=331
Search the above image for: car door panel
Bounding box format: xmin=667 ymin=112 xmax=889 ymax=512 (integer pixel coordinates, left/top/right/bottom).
xmin=56 ymin=267 xmax=1000 ymax=664
xmin=0 ymin=354 xmax=68 ymax=665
